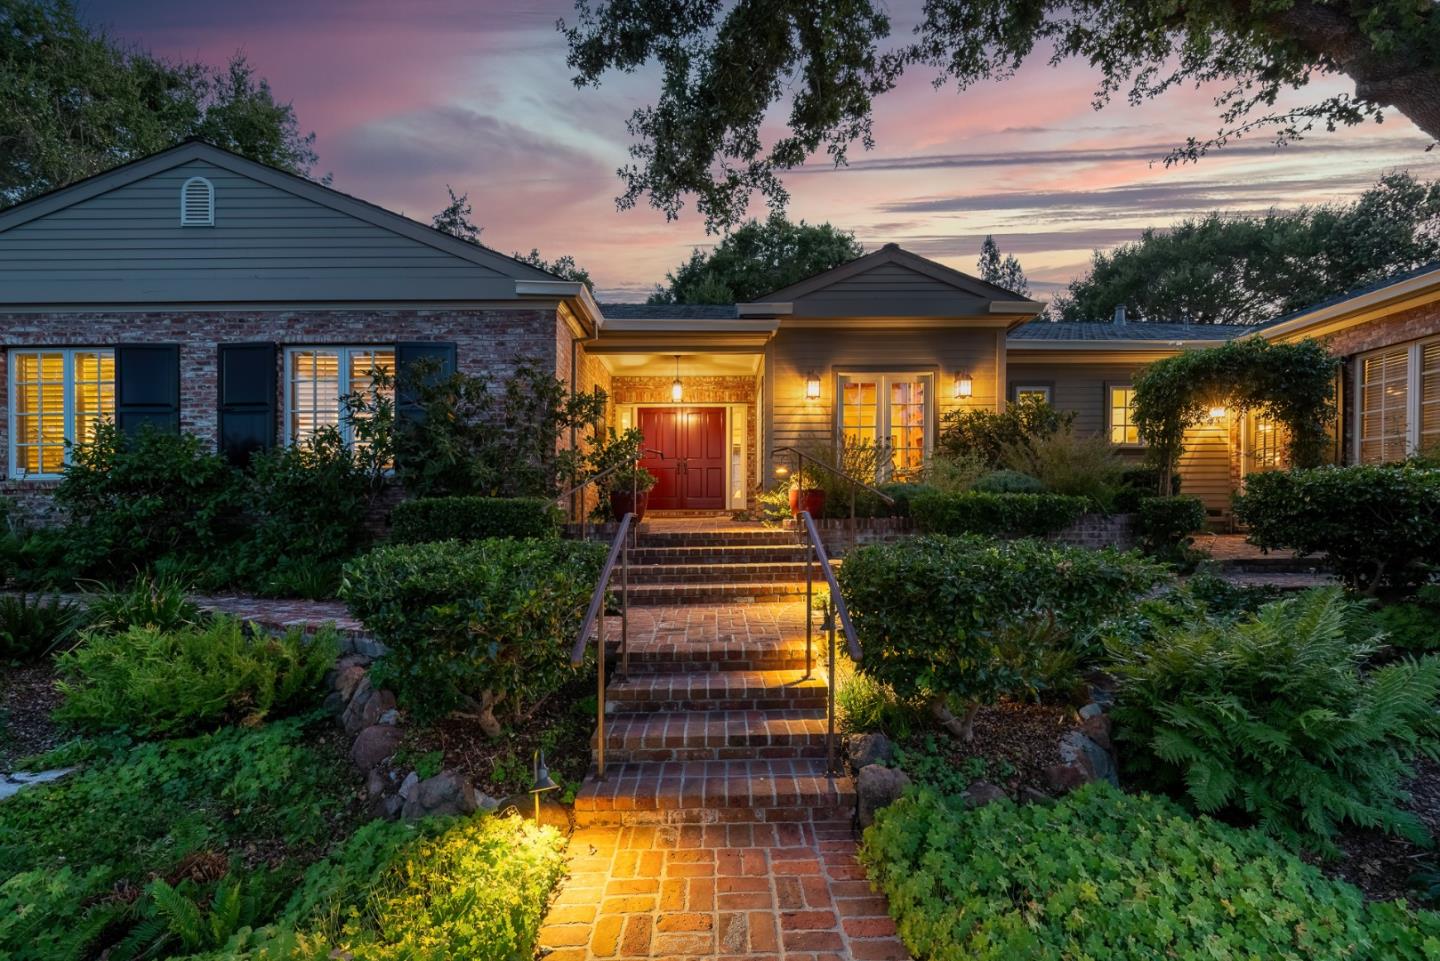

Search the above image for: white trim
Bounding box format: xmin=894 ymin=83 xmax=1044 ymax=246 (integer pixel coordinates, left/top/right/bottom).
xmin=282 ymin=345 xmax=395 ymax=448
xmin=834 ymin=371 xmax=935 ymax=479
xmin=1250 ymin=266 xmax=1440 ymax=342
xmin=1013 ymin=384 xmax=1052 ymax=404
xmin=1106 ymin=383 xmax=1143 ymax=448
xmin=7 ymin=347 xmax=115 ymax=480
xmin=179 ymin=176 xmax=214 ymax=226
xmin=1353 ymin=334 xmax=1440 ymax=462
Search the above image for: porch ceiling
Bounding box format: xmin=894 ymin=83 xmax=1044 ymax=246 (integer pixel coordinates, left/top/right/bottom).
xmin=601 ymin=351 xmax=762 ymax=377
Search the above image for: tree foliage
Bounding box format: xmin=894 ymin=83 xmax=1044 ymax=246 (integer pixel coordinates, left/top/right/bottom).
xmin=1057 ymin=174 xmax=1440 ymax=324
xmin=431 ymin=185 xmax=481 ymax=243
xmin=1 ymin=0 xmax=317 ymax=207
xmin=647 ymin=213 xmax=862 ymax=304
xmin=514 ymin=247 xmax=594 ymax=289
xmin=564 ymin=0 xmax=1440 ymax=229
xmin=1131 ymin=338 xmax=1339 ymax=491
xmin=976 ymin=235 xmax=1029 ymax=297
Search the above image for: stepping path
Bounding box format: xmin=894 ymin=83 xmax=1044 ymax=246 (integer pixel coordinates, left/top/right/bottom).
xmin=544 ymin=523 xmax=909 ymax=960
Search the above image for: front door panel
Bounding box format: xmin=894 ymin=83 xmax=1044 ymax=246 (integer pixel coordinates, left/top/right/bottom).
xmin=638 ymin=407 xmax=726 ymax=510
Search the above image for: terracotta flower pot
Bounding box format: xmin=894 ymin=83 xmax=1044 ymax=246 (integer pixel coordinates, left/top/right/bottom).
xmin=791 ymin=487 xmax=826 ymax=519
xmin=609 ymin=489 xmax=650 ymax=522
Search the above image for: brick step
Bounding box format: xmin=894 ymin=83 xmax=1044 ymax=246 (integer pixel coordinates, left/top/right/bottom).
xmin=628 ymin=544 xmax=812 ymax=565
xmin=627 ymin=580 xmax=811 ymax=606
xmin=604 ymin=638 xmax=816 ymax=674
xmin=607 ymin=670 xmax=829 ymax=713
xmin=596 ymin=710 xmax=833 ymax=763
xmin=634 ymin=530 xmax=801 ymax=548
xmin=625 ymin=560 xmax=838 ymax=586
xmin=573 ymin=758 xmax=855 ymax=826
xmin=1214 ymin=556 xmax=1332 ymax=574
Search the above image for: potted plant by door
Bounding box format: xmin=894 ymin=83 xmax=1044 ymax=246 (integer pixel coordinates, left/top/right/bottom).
xmin=788 ymin=467 xmax=827 ymax=519
xmin=608 ymin=464 xmax=657 ymax=522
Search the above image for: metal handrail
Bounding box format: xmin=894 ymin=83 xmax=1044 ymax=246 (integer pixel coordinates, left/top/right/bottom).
xmin=570 ymin=512 xmax=634 ymax=782
xmin=772 ymin=445 xmax=894 ymax=554
xmin=796 ymin=508 xmax=860 ymax=776
xmin=557 ymin=448 xmax=662 ymax=541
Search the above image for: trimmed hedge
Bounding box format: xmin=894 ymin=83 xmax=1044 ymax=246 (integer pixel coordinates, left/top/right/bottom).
xmin=838 ymin=535 xmax=1167 ymax=731
xmin=340 ymin=539 xmax=604 ymax=727
xmin=910 ymin=490 xmax=1089 ymax=537
xmin=861 ymin=784 xmax=1440 ymax=961
xmin=1135 ymin=494 xmax=1207 ymax=554
xmin=389 ymin=496 xmax=562 ymax=544
xmin=1234 ymin=464 xmax=1440 ymax=592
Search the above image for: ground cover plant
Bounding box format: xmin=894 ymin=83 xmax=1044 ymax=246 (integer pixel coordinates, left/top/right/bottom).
xmin=340 ymin=538 xmax=605 ymax=730
xmin=53 ymin=617 xmax=339 ymax=737
xmin=1367 ymin=585 xmax=1440 ymax=654
xmin=0 ymin=592 xmax=85 ymax=663
xmin=861 ymin=783 xmax=1440 ymax=961
xmin=1108 ymin=587 xmax=1440 ymax=855
xmin=838 ymin=535 xmax=1167 ymax=739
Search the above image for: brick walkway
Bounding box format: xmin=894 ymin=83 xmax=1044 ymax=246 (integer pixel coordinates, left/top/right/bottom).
xmin=539 ymin=820 xmax=906 ymax=961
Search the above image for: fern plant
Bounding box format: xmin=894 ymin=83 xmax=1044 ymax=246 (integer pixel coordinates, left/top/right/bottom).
xmin=0 ymin=593 xmax=85 ymax=663
xmin=1109 ymin=587 xmax=1440 ymax=855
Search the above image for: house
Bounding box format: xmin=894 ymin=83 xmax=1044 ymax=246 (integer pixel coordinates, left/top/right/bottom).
xmin=2 ymin=140 xmax=1438 ymax=525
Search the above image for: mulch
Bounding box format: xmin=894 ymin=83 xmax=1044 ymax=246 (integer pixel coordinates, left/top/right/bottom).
xmin=0 ymin=663 xmax=66 ymax=769
xmin=902 ymin=700 xmax=1075 ymax=799
xmin=1321 ymin=758 xmax=1440 ymax=904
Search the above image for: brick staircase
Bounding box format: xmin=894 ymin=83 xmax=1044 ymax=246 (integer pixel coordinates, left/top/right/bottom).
xmin=573 ymin=525 xmax=855 ymax=826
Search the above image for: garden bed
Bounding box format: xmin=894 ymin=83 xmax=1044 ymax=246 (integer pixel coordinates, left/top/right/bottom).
xmin=0 ymin=662 xmax=63 ymax=769
xmin=1323 ymin=758 xmax=1440 ymax=903
xmin=898 ymin=701 xmax=1075 ymax=799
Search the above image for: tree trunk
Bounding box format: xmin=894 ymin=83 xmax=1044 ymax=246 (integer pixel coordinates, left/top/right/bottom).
xmin=931 ymin=698 xmax=980 ymax=742
xmin=477 ymin=689 xmax=504 ymax=739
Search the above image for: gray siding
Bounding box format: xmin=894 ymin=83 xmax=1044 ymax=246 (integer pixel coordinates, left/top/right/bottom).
xmin=1008 ymin=361 xmax=1235 ymax=515
xmin=766 ymin=326 xmax=1000 ymax=471
xmin=0 ymin=159 xmax=518 ymax=304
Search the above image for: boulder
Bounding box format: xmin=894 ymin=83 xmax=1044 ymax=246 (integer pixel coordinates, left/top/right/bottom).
xmin=398 ymin=770 xmax=420 ymax=803
xmin=333 ymin=665 xmax=368 ymax=703
xmin=417 ymin=771 xmax=478 ymax=815
xmin=856 ymin=765 xmax=911 ymax=828
xmin=847 ymin=733 xmax=895 ymax=771
xmin=1044 ymin=761 xmax=1090 ymax=792
xmin=962 ymin=780 xmax=1007 ymax=809
xmin=1058 ymin=730 xmax=1117 ymax=787
xmin=1079 ymin=713 xmax=1112 ymax=751
xmin=365 ymin=767 xmax=389 ymax=799
xmin=350 ymin=724 xmax=402 ymax=770
xmin=359 ymin=689 xmax=397 ymax=728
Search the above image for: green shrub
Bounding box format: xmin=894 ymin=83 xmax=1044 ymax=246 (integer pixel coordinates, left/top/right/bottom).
xmin=1368 ymin=586 xmax=1440 ymax=653
xmin=970 ymin=468 xmax=1046 ymax=493
xmin=1114 ymin=465 xmax=1181 ymax=511
xmin=82 ymin=572 xmax=200 ymax=635
xmin=921 ymin=449 xmax=988 ymax=493
xmin=0 ymin=719 xmax=349 ymax=961
xmin=910 ymin=490 xmax=1088 ymax=537
xmin=54 ymin=422 xmax=245 ymax=580
xmin=874 ymin=483 xmax=935 ymax=518
xmin=1135 ymin=494 xmax=1207 ymax=556
xmin=1109 ymin=587 xmax=1440 ymax=853
xmin=937 ymin=395 xmax=1075 ymax=466
xmin=0 ymin=593 xmax=86 ymax=663
xmin=838 ymin=535 xmax=1166 ymax=738
xmin=861 ymin=783 xmax=1440 ymax=961
xmin=1234 ymin=464 xmax=1440 ymax=593
xmin=389 ymin=496 xmax=562 ymax=543
xmin=1000 ymin=429 xmax=1126 ymax=509
xmin=54 ymin=617 xmax=338 ymax=737
xmin=341 ymin=538 xmax=605 ymax=728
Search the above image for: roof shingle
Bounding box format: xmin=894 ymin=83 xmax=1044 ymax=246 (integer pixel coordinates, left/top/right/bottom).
xmin=1007 ymin=321 xmax=1252 ymax=342
xmin=599 ymin=303 xmax=740 ymax=320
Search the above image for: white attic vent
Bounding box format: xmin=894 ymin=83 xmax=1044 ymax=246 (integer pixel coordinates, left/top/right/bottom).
xmin=180 ymin=176 xmax=214 ymax=226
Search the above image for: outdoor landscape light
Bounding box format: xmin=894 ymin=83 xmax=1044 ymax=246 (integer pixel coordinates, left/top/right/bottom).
xmin=671 ymin=355 xmax=683 ymax=402
xmin=531 ymin=750 xmax=558 ymax=822
xmin=805 ymin=370 xmax=821 ymax=401
xmin=953 ymin=370 xmax=973 ymax=398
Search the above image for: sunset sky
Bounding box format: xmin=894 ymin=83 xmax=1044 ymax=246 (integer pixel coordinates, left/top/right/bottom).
xmin=85 ymin=0 xmax=1440 ymax=303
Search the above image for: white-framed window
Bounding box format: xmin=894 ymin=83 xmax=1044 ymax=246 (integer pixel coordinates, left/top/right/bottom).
xmin=180 ymin=176 xmax=214 ymax=226
xmin=284 ymin=346 xmax=395 ymax=447
xmin=1355 ymin=337 xmax=1440 ymax=463
xmin=1107 ymin=384 xmax=1141 ymax=446
xmin=837 ymin=372 xmax=933 ymax=480
xmin=8 ymin=348 xmax=115 ymax=479
xmin=1013 ymin=384 xmax=1052 ymax=404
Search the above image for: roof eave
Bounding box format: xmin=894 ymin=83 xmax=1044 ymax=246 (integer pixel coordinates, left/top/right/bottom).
xmin=1248 ymin=265 xmax=1440 ymax=341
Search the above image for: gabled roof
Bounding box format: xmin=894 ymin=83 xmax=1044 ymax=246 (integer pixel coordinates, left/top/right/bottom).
xmin=1251 ymin=261 xmax=1440 ymax=342
xmin=1009 ymin=321 xmax=1252 ymax=342
xmin=0 ymin=139 xmax=558 ymax=283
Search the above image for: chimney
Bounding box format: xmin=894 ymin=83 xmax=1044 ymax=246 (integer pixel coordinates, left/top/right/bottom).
xmin=1113 ymin=304 xmax=1127 ymax=325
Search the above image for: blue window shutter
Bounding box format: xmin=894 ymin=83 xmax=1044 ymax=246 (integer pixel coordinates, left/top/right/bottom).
xmin=395 ymin=342 xmax=456 ymax=421
xmin=115 ymin=344 xmax=180 ymax=435
xmin=217 ymin=343 xmax=277 ymax=466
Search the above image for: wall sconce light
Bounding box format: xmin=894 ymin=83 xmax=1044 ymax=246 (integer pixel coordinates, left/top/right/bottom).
xmin=804 ymin=370 xmax=821 ymax=401
xmin=1207 ymin=405 xmax=1227 ymax=422
xmin=670 ymin=354 xmax=683 ymax=403
xmin=953 ymin=370 xmax=973 ymax=399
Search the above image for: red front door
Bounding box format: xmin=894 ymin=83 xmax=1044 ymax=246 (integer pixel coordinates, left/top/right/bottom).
xmin=637 ymin=407 xmax=727 ymax=510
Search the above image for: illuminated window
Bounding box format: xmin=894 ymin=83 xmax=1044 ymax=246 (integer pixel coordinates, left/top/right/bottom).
xmin=1358 ymin=347 xmax=1409 ymax=464
xmin=1014 ymin=385 xmax=1052 ymax=405
xmin=285 ymin=346 xmax=395 ymax=447
xmin=9 ymin=349 xmax=115 ymax=478
xmin=1108 ymin=385 xmax=1140 ymax=446
xmin=838 ymin=373 xmax=932 ymax=480
xmin=1246 ymin=412 xmax=1290 ymax=473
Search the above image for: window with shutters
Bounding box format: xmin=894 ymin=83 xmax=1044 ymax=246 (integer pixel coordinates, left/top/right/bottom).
xmin=1358 ymin=347 xmax=1410 ymax=463
xmin=285 ymin=346 xmax=395 ymax=448
xmin=8 ymin=349 xmax=115 ymax=479
xmin=1422 ymin=341 xmax=1440 ymax=457
xmin=180 ymin=176 xmax=214 ymax=226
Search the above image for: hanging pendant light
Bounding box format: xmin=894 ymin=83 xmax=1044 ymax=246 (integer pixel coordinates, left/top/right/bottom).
xmin=671 ymin=354 xmax=683 ymax=402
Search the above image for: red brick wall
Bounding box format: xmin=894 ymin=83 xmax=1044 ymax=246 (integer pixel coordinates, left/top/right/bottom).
xmin=0 ymin=307 xmax=563 ymax=521
xmin=1317 ymin=299 xmax=1440 ymax=357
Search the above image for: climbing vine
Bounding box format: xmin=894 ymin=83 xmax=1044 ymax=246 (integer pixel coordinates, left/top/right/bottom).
xmin=1132 ymin=338 xmax=1339 ymax=492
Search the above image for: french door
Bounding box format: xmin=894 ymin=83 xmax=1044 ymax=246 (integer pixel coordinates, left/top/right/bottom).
xmin=838 ymin=373 xmax=932 ymax=480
